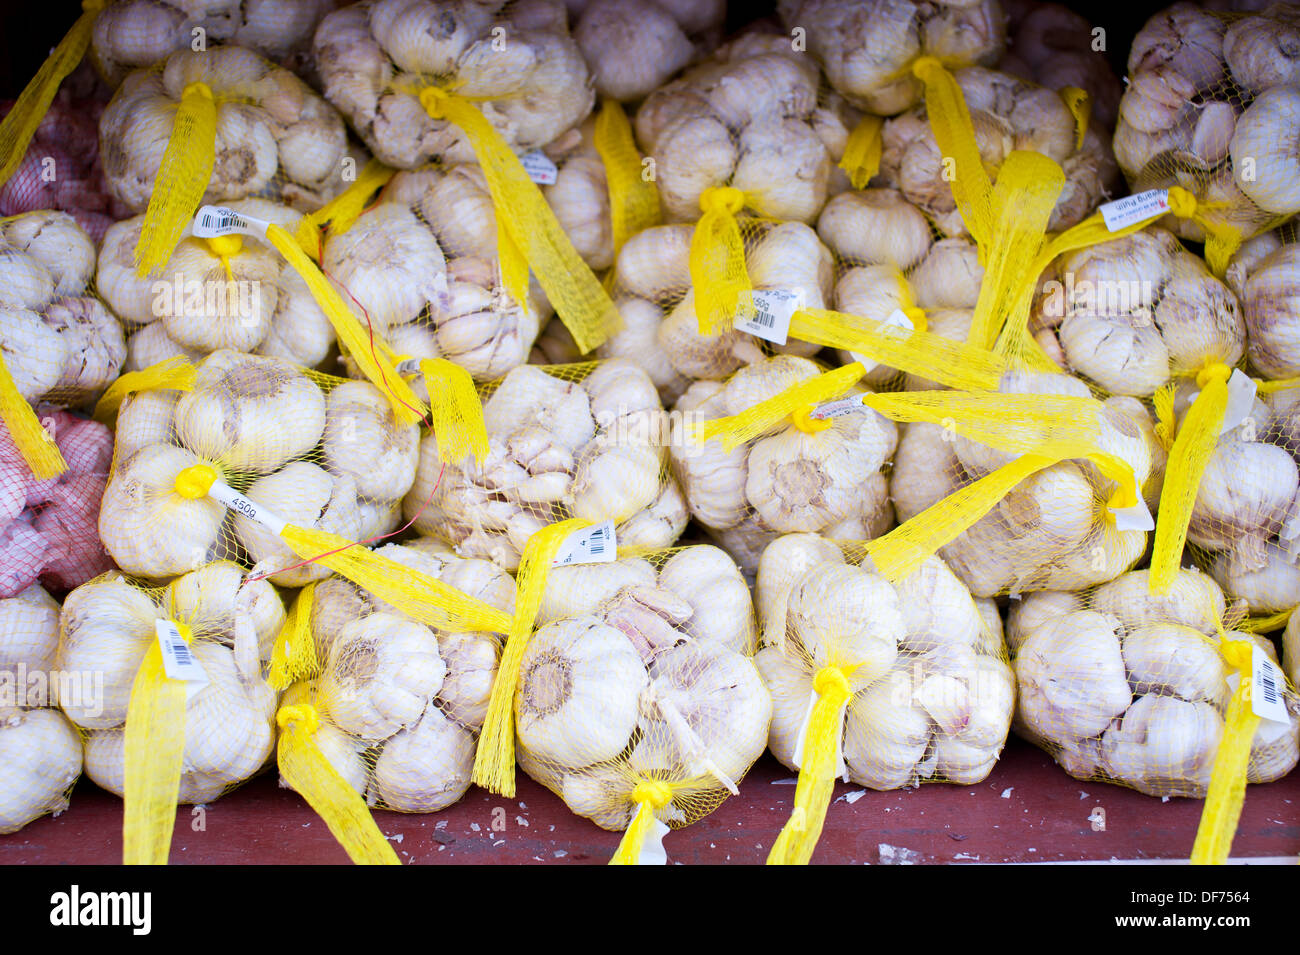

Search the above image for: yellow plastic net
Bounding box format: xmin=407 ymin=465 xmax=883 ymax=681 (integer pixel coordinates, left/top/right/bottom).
xmin=755 ymin=534 xmax=1013 ymax=864
xmin=1113 ymin=3 xmax=1300 ymax=275
xmin=55 ymin=563 xmax=286 ymax=864
xmin=0 ymin=582 xmax=83 ymax=834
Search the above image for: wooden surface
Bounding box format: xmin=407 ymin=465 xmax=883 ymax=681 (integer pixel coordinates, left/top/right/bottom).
xmin=3 ymin=737 xmax=1297 ymax=865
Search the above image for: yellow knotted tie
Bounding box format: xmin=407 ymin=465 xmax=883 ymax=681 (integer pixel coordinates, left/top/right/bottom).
xmin=609 ymin=779 xmax=674 ymax=865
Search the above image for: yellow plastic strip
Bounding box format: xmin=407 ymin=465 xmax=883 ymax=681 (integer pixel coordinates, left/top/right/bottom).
xmin=268 ymin=583 xmax=318 ymax=691
xmin=122 ymin=641 xmax=188 ymax=866
xmin=418 ymin=357 xmax=490 ymax=467
xmin=293 ymin=159 xmax=395 ymax=261
xmin=1166 ymin=187 xmax=1244 ymax=279
xmin=689 ymin=186 xmax=752 ymax=336
xmin=135 ymin=82 xmax=218 ymax=277
xmin=1237 ymin=607 xmax=1294 ymax=634
xmin=276 ymin=702 xmax=400 ymax=865
xmin=698 ymin=363 xmax=867 ymax=452
xmin=473 ymin=518 xmax=586 ymax=797
xmin=418 ymin=88 xmax=620 ymax=353
xmin=0 ymin=0 xmax=106 ymax=186
xmin=496 ymin=219 xmax=531 ymax=315
xmin=1060 ymin=87 xmax=1090 ymax=150
xmin=0 ymin=355 xmax=65 ymax=479
xmin=92 ymin=355 xmax=197 ymax=424
xmin=1191 ymin=640 xmax=1260 ymax=865
xmin=609 ymin=780 xmax=673 ymax=865
xmin=1150 ymin=366 xmax=1232 ymax=594
xmin=768 ymin=666 xmax=852 ymax=865
xmin=594 ymin=98 xmax=661 ymax=259
xmin=264 ymin=223 xmax=427 ymax=426
xmin=839 ymin=115 xmax=884 ymax=190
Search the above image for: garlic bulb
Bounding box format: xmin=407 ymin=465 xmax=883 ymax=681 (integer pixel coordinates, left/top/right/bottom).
xmin=778 ymin=0 xmax=1005 ymax=115
xmin=324 ymin=191 xmax=548 ymax=382
xmin=101 ymin=46 xmax=351 ymax=214
xmin=0 ymin=707 xmax=82 ymax=834
xmin=0 ymin=584 xmax=61 ymax=677
xmin=537 ymin=122 xmax=614 ymax=272
xmin=323 ymin=380 xmax=420 ymax=507
xmin=1239 ymin=243 xmax=1300 ymax=378
xmin=164 ymin=560 xmax=285 ymax=664
xmin=313 ymin=0 xmax=594 ymax=169
xmin=1001 ymin=3 xmax=1122 ymax=129
xmin=403 ymin=361 xmax=685 ymax=570
xmin=368 ymin=704 xmax=476 ymax=811
xmin=573 ymin=0 xmax=724 ymax=101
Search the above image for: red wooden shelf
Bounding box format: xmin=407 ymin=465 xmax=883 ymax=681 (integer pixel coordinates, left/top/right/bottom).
xmin=3 ymin=737 xmax=1297 ymax=864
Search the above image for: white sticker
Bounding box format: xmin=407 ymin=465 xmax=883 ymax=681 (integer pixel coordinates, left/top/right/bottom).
xmin=810 ymin=395 xmax=867 ymax=420
xmin=207 ymin=479 xmax=288 ymax=535
xmin=734 ymin=288 xmax=803 ymax=346
xmin=791 ymin=689 xmax=850 ymax=782
xmin=192 ymin=205 xmax=272 ymax=239
xmin=1251 ymin=643 xmax=1290 ymax=724
xmin=1099 ymin=189 xmax=1170 ymax=231
xmin=1220 ymin=369 xmax=1258 ymax=435
xmin=520 ymin=151 xmax=559 ymax=185
xmin=849 ymin=308 xmax=914 ymax=373
xmin=552 ymin=520 xmax=616 ymax=567
xmin=636 ymin=819 xmax=671 ymax=865
xmin=1110 ymin=493 xmax=1155 ymax=532
xmin=155 ymin=620 xmax=209 ymax=700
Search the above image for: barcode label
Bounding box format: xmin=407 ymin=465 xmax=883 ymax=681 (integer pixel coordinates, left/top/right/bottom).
xmin=1099 ymin=189 xmax=1169 ymax=231
xmin=553 ymin=520 xmax=617 ymax=567
xmin=520 ymin=151 xmax=559 ymax=185
xmin=192 ymin=204 xmax=271 ymax=239
xmin=207 ymin=479 xmax=288 ymax=535
xmin=155 ymin=619 xmax=209 ymax=698
xmin=1219 ymin=369 xmax=1257 ymax=435
xmin=1251 ymin=643 xmax=1289 ymax=724
xmin=810 ymin=395 xmax=867 ymax=420
xmin=734 ymin=288 xmax=802 ymax=345
xmin=1109 ymin=493 xmax=1154 ymax=532
xmin=849 ymin=308 xmax=914 ymax=372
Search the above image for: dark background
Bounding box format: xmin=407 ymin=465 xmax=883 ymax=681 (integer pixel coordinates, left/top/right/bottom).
xmin=0 ymin=0 xmax=1184 ymax=97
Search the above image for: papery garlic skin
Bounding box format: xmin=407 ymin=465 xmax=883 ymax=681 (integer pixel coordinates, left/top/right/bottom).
xmin=0 ymin=708 xmax=82 ymax=834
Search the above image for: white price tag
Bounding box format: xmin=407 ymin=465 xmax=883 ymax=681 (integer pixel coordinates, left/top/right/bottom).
xmin=207 ymin=479 xmax=288 ymax=535
xmin=520 ymin=151 xmax=559 ymax=185
xmin=791 ymin=689 xmax=850 ymax=782
xmin=552 ymin=520 xmax=617 ymax=567
xmin=192 ymin=205 xmax=271 ymax=239
xmin=1109 ymin=493 xmax=1154 ymax=532
xmin=849 ymin=308 xmax=914 ymax=373
xmin=734 ymin=288 xmax=803 ymax=346
xmin=155 ymin=620 xmax=209 ymax=700
xmin=810 ymin=395 xmax=867 ymax=420
xmin=1220 ymin=369 xmax=1257 ymax=435
xmin=636 ymin=818 xmax=671 ymax=865
xmin=1251 ymin=643 xmax=1290 ymax=724
xmin=1099 ymin=189 xmax=1169 ymax=231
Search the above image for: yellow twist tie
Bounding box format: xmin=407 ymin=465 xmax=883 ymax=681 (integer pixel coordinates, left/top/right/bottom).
xmin=1167 ymin=186 xmax=1199 ymax=221
xmin=183 ymin=81 xmax=213 ymax=101
xmin=699 ymin=185 xmax=745 ymax=216
xmin=911 ymin=55 xmax=944 ymax=81
xmin=1196 ymin=362 xmax=1233 ymax=389
xmin=790 ymin=406 xmax=833 ymax=434
xmin=173 ymin=463 xmax=217 ymax=499
xmin=902 ymin=306 xmax=927 ymax=333
xmin=418 ymin=86 xmax=448 ymax=117
xmin=632 ymin=779 xmax=673 ymax=810
xmin=277 ymin=702 xmax=321 ymax=736
xmin=207 ymin=234 xmax=242 ymax=282
xmin=813 ymin=666 xmax=850 ymax=697
xmin=1219 ymin=640 xmax=1252 ymax=673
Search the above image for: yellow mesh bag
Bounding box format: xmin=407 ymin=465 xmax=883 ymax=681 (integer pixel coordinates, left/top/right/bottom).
xmin=1007 ymin=566 xmax=1300 ymax=863
xmin=402 ymin=359 xmax=687 ymax=573
xmin=100 ymin=45 xmax=359 ymax=279
xmin=272 ymin=540 xmax=515 ymax=865
xmin=54 ymin=563 xmax=287 ymax=864
xmin=0 ymin=583 xmax=83 ymax=834
xmin=507 ymin=538 xmax=769 ymax=864
xmin=1113 ymin=4 xmax=1300 ymax=275
xmin=755 ymin=534 xmax=1013 ymax=864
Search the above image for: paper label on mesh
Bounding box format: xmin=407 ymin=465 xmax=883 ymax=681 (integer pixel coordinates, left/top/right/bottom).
xmin=207 ymin=479 xmax=288 ymax=535
xmin=1110 ymin=493 xmax=1155 ymax=532
xmin=734 ymin=288 xmax=802 ymax=345
xmin=810 ymin=395 xmax=867 ymax=420
xmin=791 ymin=689 xmax=850 ymax=782
xmin=849 ymin=309 xmax=914 ymax=372
xmin=520 ymin=151 xmax=559 ymax=185
xmin=1099 ymin=189 xmax=1169 ymax=231
xmin=155 ymin=619 xmax=209 ymax=700
xmin=552 ymin=520 xmax=616 ymax=567
xmin=1220 ymin=369 xmax=1257 ymax=435
xmin=192 ymin=205 xmax=271 ymax=239
xmin=1251 ymin=643 xmax=1289 ymax=724
xmin=636 ymin=819 xmax=671 ymax=865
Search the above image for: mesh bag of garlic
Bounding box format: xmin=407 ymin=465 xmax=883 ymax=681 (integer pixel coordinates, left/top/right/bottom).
xmin=0 ymin=584 xmax=83 ymax=834
xmin=1113 ymin=2 xmax=1300 ymax=274
xmin=55 ymin=563 xmax=286 ymax=864
xmin=400 ymin=359 xmax=687 ymax=572
xmin=1008 ymin=566 xmax=1300 ymax=863
xmin=755 ymin=533 xmax=1011 ymax=864
xmin=271 ymin=539 xmax=515 ymax=865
